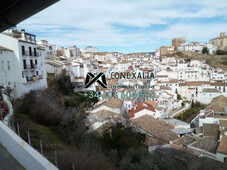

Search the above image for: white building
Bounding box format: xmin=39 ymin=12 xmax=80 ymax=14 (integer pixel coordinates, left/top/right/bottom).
xmin=0 ymin=29 xmax=47 ymax=98
xmin=37 ymin=40 xmax=60 ymax=58
xmin=129 ymin=101 xmax=158 ymax=119
xmin=64 ymin=45 xmax=81 ymax=58
xmin=81 ymin=46 xmax=99 ymax=53
xmin=178 ymin=42 xmax=217 ymax=54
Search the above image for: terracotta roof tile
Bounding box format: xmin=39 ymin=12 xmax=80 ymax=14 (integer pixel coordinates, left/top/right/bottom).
xmin=217 ymin=135 xmax=227 ymax=154
xmin=131 ymin=115 xmax=178 ymax=142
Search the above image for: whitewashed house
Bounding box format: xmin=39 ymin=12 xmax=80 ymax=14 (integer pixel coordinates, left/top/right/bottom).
xmin=0 ymin=28 xmax=47 ymax=98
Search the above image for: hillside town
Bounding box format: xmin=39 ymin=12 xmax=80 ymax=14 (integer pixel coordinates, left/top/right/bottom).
xmin=1 ymin=27 xmax=227 ymax=166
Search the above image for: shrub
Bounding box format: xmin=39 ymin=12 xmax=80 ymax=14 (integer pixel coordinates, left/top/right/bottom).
xmin=202 ymin=47 xmax=209 ymax=54
xmin=58 ymin=149 xmax=116 ymax=170
xmin=216 ymin=50 xmax=227 ymax=55
xmin=102 ymin=125 xmax=146 ymax=158
xmin=58 ymin=75 xmax=74 ymax=95
xmin=120 ymin=148 xmax=173 ymax=170
xmin=72 ymin=128 xmax=101 ymax=150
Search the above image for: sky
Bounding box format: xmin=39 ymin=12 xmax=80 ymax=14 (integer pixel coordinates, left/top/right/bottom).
xmin=18 ymin=0 xmax=227 ymax=53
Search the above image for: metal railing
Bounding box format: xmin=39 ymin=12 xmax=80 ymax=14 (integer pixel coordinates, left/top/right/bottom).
xmin=22 ymin=51 xmax=29 ymax=56
xmin=30 ymin=64 xmax=37 ymax=69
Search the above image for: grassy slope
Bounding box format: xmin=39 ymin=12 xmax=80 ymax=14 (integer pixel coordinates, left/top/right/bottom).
xmin=15 ymin=111 xmax=76 ymax=164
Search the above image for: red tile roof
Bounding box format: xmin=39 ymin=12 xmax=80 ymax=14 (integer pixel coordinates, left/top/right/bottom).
xmin=129 ymin=101 xmax=155 ymax=119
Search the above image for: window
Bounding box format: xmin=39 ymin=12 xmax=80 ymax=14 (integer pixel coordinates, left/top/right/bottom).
xmin=1 ymin=61 xmax=4 ymax=71
xmin=35 ymin=60 xmax=37 ymax=65
xmin=29 ymin=47 xmax=32 ymax=56
xmin=34 ymin=48 xmax=37 ymax=56
xmin=23 ymin=60 xmax=26 ymax=69
xmin=21 ymin=46 xmax=25 ymax=55
xmin=7 ymin=61 xmax=10 ymax=71
xmin=224 ymin=157 xmax=227 ymax=163
xmin=30 ymin=60 xmax=34 ymax=68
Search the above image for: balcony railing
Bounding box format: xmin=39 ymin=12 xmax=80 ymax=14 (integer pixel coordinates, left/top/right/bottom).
xmin=22 ymin=51 xmax=28 ymax=57
xmin=28 ymin=52 xmax=40 ymax=57
xmin=35 ymin=52 xmax=40 ymax=57
xmin=38 ymin=75 xmax=43 ymax=79
xmin=31 ymin=64 xmax=37 ymax=69
xmin=24 ymin=64 xmax=31 ymax=69
xmin=22 ymin=76 xmax=40 ymax=83
xmin=24 ymin=64 xmax=37 ymax=70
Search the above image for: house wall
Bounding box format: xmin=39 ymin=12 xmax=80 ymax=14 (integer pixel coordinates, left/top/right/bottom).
xmin=90 ymin=105 xmax=121 ymax=114
xmin=0 ymin=33 xmax=47 ymax=98
xmin=217 ymin=152 xmax=227 ymax=163
xmin=131 ymin=109 xmax=156 ymax=119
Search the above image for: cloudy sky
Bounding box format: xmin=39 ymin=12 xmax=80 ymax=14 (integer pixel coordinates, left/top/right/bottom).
xmin=18 ymin=0 xmax=227 ymax=53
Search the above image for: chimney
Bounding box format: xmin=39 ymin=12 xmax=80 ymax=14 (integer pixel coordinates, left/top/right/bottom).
xmin=21 ymin=29 xmax=26 ymax=40
xmin=220 ymin=32 xmax=225 ymax=37
xmin=133 ymin=105 xmax=137 ymax=110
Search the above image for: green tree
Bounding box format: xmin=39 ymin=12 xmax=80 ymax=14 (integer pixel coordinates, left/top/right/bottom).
xmin=120 ymin=148 xmax=173 ymax=170
xmin=202 ymin=47 xmax=209 ymax=54
xmin=102 ymin=124 xmax=146 ymax=158
xmin=192 ymin=100 xmax=194 ymax=108
xmin=216 ymin=50 xmax=227 ymax=55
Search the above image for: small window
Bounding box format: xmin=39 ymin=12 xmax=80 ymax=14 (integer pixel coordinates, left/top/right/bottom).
xmin=1 ymin=61 xmax=4 ymax=71
xmin=29 ymin=47 xmax=32 ymax=56
xmin=34 ymin=48 xmax=37 ymax=56
xmin=7 ymin=61 xmax=10 ymax=71
xmin=21 ymin=46 xmax=25 ymax=55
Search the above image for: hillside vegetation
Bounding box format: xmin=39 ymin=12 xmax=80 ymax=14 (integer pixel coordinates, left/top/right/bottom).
xmin=10 ymin=76 xmax=171 ymax=170
xmin=171 ymin=52 xmax=227 ymax=71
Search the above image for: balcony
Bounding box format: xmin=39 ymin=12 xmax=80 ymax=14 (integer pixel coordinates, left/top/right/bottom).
xmin=22 ymin=51 xmax=28 ymax=57
xmin=35 ymin=52 xmax=40 ymax=57
xmin=29 ymin=52 xmax=40 ymax=57
xmin=22 ymin=76 xmax=40 ymax=83
xmin=24 ymin=64 xmax=37 ymax=70
xmin=30 ymin=64 xmax=37 ymax=69
xmin=38 ymin=75 xmax=43 ymax=79
xmin=24 ymin=64 xmax=31 ymax=69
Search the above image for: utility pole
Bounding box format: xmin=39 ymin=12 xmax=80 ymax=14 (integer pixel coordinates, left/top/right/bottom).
xmin=40 ymin=140 xmax=43 ymax=155
xmin=17 ymin=123 xmax=20 ymax=136
xmin=28 ymin=130 xmax=31 ymax=145
xmin=54 ymin=150 xmax=58 ymax=168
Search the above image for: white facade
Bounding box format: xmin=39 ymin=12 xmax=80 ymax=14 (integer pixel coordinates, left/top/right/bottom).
xmin=131 ymin=109 xmax=157 ymax=119
xmin=0 ymin=29 xmax=47 ymax=98
xmin=178 ymin=42 xmax=217 ymax=54
xmin=81 ymin=46 xmax=99 ymax=53
xmin=64 ymin=46 xmax=81 ymax=58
